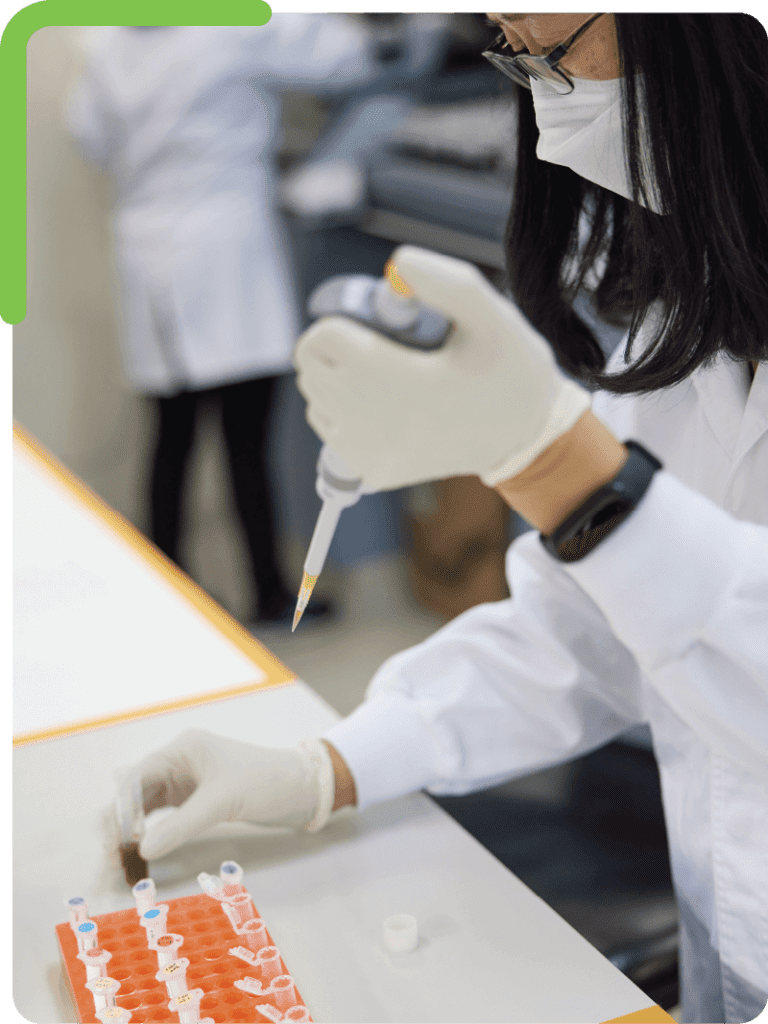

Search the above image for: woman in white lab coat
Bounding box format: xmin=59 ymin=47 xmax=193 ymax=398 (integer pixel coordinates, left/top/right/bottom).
xmin=67 ymin=17 xmax=376 ymax=620
xmin=110 ymin=16 xmax=767 ymax=1023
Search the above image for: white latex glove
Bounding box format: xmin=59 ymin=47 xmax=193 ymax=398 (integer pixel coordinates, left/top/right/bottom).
xmin=294 ymin=246 xmax=591 ymax=491
xmin=101 ymin=730 xmax=336 ymax=863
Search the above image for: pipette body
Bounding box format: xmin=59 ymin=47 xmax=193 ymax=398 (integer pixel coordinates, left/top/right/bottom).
xmin=293 ymin=261 xmax=453 ymax=630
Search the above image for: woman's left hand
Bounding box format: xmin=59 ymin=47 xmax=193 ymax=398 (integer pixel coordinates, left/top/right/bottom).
xmin=294 ymin=246 xmax=591 ymax=492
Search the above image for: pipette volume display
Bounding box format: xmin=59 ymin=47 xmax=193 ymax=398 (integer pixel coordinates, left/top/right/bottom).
xmin=293 ymin=260 xmax=453 ymax=631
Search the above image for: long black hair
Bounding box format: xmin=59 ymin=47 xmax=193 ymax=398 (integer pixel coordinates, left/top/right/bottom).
xmin=506 ymin=14 xmax=768 ymax=393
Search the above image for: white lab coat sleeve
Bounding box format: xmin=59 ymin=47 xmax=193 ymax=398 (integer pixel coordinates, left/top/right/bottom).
xmin=65 ymin=63 xmax=113 ymax=171
xmin=238 ymin=15 xmax=378 ymax=92
xmin=561 ymin=469 xmax=768 ymax=782
xmin=324 ymin=532 xmax=645 ymax=812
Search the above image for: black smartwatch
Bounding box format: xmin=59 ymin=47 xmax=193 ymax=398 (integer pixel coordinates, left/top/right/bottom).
xmin=540 ymin=440 xmax=662 ymax=563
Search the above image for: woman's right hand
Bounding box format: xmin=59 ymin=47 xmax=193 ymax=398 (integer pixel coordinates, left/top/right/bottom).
xmin=101 ymin=730 xmax=343 ymax=863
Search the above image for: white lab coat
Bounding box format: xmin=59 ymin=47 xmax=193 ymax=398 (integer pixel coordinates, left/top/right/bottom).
xmin=67 ymin=19 xmax=376 ymax=394
xmin=325 ymin=324 xmax=768 ymax=1024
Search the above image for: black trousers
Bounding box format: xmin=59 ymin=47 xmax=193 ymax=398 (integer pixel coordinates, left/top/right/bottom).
xmin=149 ymin=375 xmax=287 ymax=617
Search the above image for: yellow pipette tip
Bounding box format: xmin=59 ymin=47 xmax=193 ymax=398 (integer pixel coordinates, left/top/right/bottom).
xmin=292 ymin=572 xmax=319 ymax=632
xmin=384 ymin=258 xmax=414 ymax=298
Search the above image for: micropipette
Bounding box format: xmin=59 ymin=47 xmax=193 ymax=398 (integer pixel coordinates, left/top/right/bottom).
xmin=293 ymin=259 xmax=453 ymax=631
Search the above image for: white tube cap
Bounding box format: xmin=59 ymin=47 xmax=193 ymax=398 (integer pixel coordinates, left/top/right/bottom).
xmin=383 ymin=914 xmax=418 ymax=954
xmin=95 ymin=1009 xmax=132 ymax=1023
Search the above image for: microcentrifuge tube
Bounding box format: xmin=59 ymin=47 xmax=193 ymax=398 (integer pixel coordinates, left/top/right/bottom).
xmin=383 ymin=913 xmax=419 ymax=954
xmin=77 ymin=946 xmax=112 ymax=980
xmin=152 ymin=932 xmax=184 ymax=967
xmin=95 ymin=1009 xmax=132 ymax=1024
xmin=219 ymin=860 xmax=244 ymax=885
xmin=140 ymin=904 xmax=169 ymax=945
xmin=197 ymin=871 xmax=225 ymax=899
xmin=284 ymin=1006 xmax=311 ymax=1023
xmin=222 ymin=892 xmax=256 ymax=930
xmin=65 ymin=896 xmax=89 ymax=929
xmin=132 ymin=877 xmax=156 ymax=915
xmin=256 ymin=945 xmax=282 ymax=983
xmin=85 ymin=976 xmax=121 ymax=1011
xmin=76 ymin=920 xmax=99 ymax=952
xmin=155 ymin=956 xmax=190 ymax=998
xmin=248 ymin=1002 xmax=282 ymax=1024
xmin=229 ymin=945 xmax=258 ymax=967
xmin=168 ymin=987 xmax=204 ymax=1024
xmin=239 ymin=916 xmax=268 ymax=952
xmin=234 ymin=976 xmax=263 ymax=995
xmin=271 ymin=975 xmax=297 ymax=1012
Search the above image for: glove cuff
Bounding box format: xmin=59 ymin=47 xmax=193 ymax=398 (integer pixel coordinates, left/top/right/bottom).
xmin=480 ymin=380 xmax=592 ymax=487
xmin=299 ymin=738 xmax=336 ymax=833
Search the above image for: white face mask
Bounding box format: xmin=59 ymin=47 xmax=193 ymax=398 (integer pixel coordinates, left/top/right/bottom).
xmin=530 ymin=76 xmax=664 ymax=214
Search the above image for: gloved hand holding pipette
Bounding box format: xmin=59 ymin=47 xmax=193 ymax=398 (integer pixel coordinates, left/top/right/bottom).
xmin=292 ymin=257 xmax=454 ymax=628
xmin=295 ymin=246 xmax=591 ymax=493
xmin=292 ymin=246 xmax=591 ymax=628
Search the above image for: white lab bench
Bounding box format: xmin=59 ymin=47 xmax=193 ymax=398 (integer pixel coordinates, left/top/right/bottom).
xmin=13 ymin=425 xmax=673 ymax=1024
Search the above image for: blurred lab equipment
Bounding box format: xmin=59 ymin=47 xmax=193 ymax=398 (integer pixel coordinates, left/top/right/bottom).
xmin=280 ymin=15 xmax=454 ymax=225
xmin=66 ymin=18 xmax=377 ymax=624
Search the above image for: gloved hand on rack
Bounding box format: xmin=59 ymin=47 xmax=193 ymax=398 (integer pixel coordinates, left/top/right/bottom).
xmin=294 ymin=245 xmax=591 ymax=492
xmin=101 ymin=731 xmax=339 ymax=863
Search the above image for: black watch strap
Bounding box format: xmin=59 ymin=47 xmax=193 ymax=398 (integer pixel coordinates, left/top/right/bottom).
xmin=541 ymin=441 xmax=662 ymax=563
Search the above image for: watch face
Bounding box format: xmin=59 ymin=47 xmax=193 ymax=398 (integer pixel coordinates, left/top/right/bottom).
xmin=556 ymin=506 xmax=632 ymax=562
xmin=586 ymin=498 xmax=632 ymax=533
xmin=541 ymin=440 xmax=661 ymax=562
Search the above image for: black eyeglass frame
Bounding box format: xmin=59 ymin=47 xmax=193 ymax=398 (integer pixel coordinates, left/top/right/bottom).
xmin=482 ymin=13 xmax=607 ymax=94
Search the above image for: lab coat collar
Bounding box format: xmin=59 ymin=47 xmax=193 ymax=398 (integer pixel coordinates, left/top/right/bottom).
xmin=690 ymin=356 xmax=768 ymax=464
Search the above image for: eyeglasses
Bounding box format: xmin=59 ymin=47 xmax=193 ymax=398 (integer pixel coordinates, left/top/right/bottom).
xmin=482 ymin=14 xmax=606 ymax=94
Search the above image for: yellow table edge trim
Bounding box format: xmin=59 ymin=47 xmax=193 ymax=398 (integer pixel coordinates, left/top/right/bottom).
xmin=601 ymin=1005 xmax=677 ymax=1023
xmin=13 ymin=422 xmax=298 ymax=741
xmin=13 ymin=676 xmax=295 ymax=746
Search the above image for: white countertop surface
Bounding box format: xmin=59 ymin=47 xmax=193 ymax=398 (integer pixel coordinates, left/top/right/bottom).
xmin=12 ymin=428 xmax=667 ymax=1023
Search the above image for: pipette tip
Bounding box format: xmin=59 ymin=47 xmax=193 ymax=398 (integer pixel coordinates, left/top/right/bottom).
xmin=292 ymin=572 xmax=318 ymax=632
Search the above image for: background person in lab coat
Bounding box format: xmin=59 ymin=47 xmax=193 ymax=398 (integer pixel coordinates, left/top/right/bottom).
xmin=67 ymin=17 xmax=376 ymax=623
xmin=105 ymin=16 xmax=768 ymax=1023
